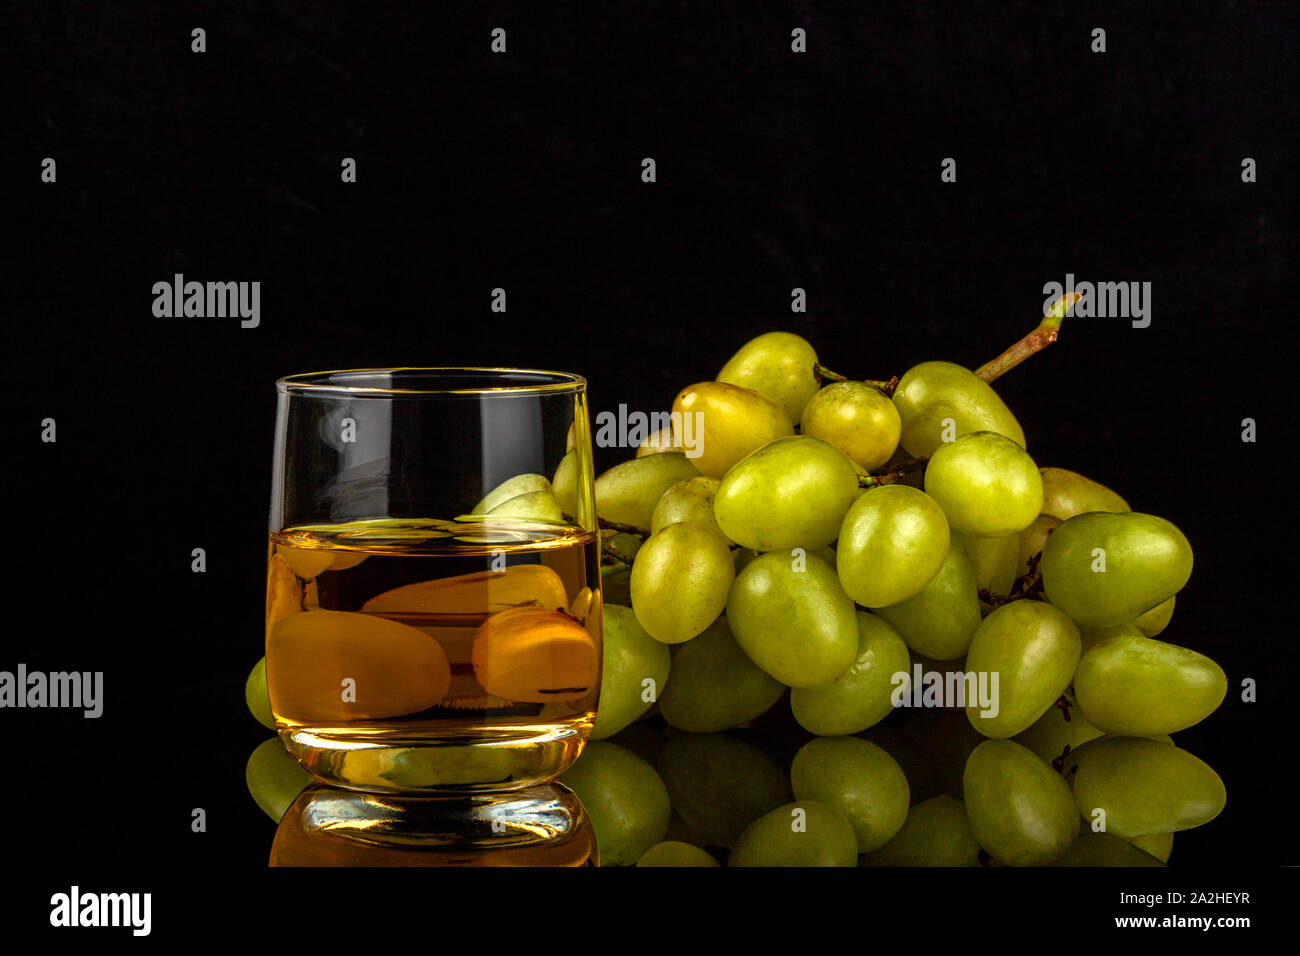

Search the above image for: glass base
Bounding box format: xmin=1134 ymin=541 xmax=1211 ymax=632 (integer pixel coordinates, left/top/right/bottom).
xmin=280 ymin=723 xmax=587 ymax=793
xmin=270 ymin=783 xmax=596 ymax=866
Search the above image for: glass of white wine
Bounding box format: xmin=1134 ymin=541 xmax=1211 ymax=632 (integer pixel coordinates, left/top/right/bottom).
xmin=265 ymin=368 xmax=601 ymax=793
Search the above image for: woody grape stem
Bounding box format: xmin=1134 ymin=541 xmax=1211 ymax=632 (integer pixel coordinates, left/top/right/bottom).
xmin=975 ymin=293 xmax=1081 ymax=383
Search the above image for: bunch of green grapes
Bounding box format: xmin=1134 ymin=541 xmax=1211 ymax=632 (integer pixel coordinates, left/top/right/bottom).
xmin=564 ymin=314 xmax=1228 ymax=867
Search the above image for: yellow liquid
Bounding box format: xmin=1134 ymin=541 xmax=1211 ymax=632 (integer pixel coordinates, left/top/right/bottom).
xmin=265 ymin=517 xmax=602 ymax=793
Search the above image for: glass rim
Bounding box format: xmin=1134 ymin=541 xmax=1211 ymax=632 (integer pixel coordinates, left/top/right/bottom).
xmin=275 ymin=367 xmax=587 ymax=397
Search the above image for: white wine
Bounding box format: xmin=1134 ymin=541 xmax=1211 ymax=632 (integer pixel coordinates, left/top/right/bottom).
xmin=266 ymin=517 xmax=602 ymax=792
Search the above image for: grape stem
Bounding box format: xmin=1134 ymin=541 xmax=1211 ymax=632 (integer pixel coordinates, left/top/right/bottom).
xmin=974 ymin=292 xmax=1082 ymax=383
xmin=598 ymin=518 xmax=650 ymax=538
xmin=814 ymin=362 xmax=847 ymax=382
xmin=814 ymin=364 xmax=899 ymax=396
xmin=858 ymin=456 xmax=928 ymax=487
xmin=978 ymin=553 xmax=1045 ymax=606
xmin=1054 ymin=695 xmax=1074 ymax=723
xmin=1051 ymin=746 xmax=1072 ymax=774
xmin=815 ymin=295 xmax=1078 ymax=394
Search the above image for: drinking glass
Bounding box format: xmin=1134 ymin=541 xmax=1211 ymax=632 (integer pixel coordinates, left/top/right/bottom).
xmin=265 ymin=368 xmax=601 ymax=792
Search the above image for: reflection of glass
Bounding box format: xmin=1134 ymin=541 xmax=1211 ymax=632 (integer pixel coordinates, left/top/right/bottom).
xmin=271 ymin=783 xmax=596 ymax=866
xmin=266 ymin=369 xmax=601 ymax=793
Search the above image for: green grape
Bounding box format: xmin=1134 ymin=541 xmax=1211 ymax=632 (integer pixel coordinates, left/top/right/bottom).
xmin=594 ymin=453 xmax=700 ymax=530
xmin=656 ymin=733 xmax=792 ymax=848
xmin=849 ymin=456 xmax=871 ymax=490
xmin=1071 ymin=737 xmax=1226 ymax=837
xmin=1017 ymin=513 xmax=1061 ymax=577
xmin=1041 ymin=512 xmax=1194 ymax=627
xmin=636 ymin=841 xmax=720 ymax=867
xmin=472 ymin=473 xmax=553 ymax=514
xmin=791 ymin=737 xmax=910 ymax=852
xmin=837 ymin=485 xmax=950 ymax=607
xmin=245 ymin=656 xmax=275 ymax=730
xmin=246 ymin=737 xmax=313 ymax=823
xmin=958 ymin=532 xmax=1019 ymax=597
xmin=671 ymin=382 xmax=795 ymax=479
xmin=875 ymin=541 xmax=981 ymax=660
xmin=1133 ymin=595 xmax=1175 ymax=637
xmin=591 ymin=605 xmax=672 ymax=740
xmin=728 ymin=801 xmax=859 ymax=867
xmin=892 ymin=361 xmax=1026 ymax=458
xmin=716 ymin=331 xmax=821 ymax=423
xmin=373 ymin=739 xmax=542 ymax=789
xmin=1013 ymin=701 xmax=1104 ymax=764
xmin=732 ymin=547 xmax=760 ymax=574
xmin=924 ymin=431 xmax=1043 ymax=536
xmin=727 ymin=550 xmax=858 ymax=687
xmin=630 ymin=523 xmax=733 ymax=644
xmin=1126 ymin=831 xmax=1174 ymax=863
xmin=1078 ymin=622 xmax=1143 ymax=655
xmin=650 ymin=476 xmax=730 ymax=542
xmin=790 ymin=611 xmax=911 ymax=735
xmin=560 ymin=741 xmax=671 ymax=866
xmin=962 ymin=739 xmax=1079 ymax=866
xmin=714 ymin=436 xmax=860 ymax=551
xmin=799 ymin=381 xmax=902 ymax=471
xmin=552 ymin=450 xmax=581 ymax=518
xmin=1073 ymin=635 xmax=1227 ymax=737
xmin=964 ymin=601 xmax=1080 ymax=738
xmin=1039 ymin=467 xmax=1130 ymax=521
xmin=860 ymin=795 xmax=981 ymax=867
xmin=1059 ymin=732 xmax=1176 ymax=783
xmin=485 ymin=490 xmax=563 ymax=521
xmin=1055 ymin=733 xmax=1109 ymax=781
xmin=601 ymin=562 xmax=633 ymax=607
xmin=1051 ymin=827 xmax=1165 ymax=866
xmin=637 ymin=421 xmax=681 ymax=457
xmin=658 ymin=617 xmax=785 ymax=732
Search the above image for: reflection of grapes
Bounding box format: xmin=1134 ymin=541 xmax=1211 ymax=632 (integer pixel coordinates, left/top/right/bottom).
xmin=569 ymin=320 xmax=1229 ymax=865
xmin=728 ymin=801 xmax=858 ymax=867
xmin=860 ymin=795 xmax=980 ymax=867
xmin=636 ymin=841 xmax=720 ymax=867
xmin=558 ymin=741 xmax=670 ymax=866
xmin=790 ymin=737 xmax=909 ymax=852
xmin=246 ymin=738 xmax=312 ymax=823
xmin=654 ymin=733 xmax=791 ymax=849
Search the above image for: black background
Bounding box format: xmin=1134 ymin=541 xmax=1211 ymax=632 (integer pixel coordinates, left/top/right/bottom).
xmin=9 ymin=0 xmax=1296 ymax=932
